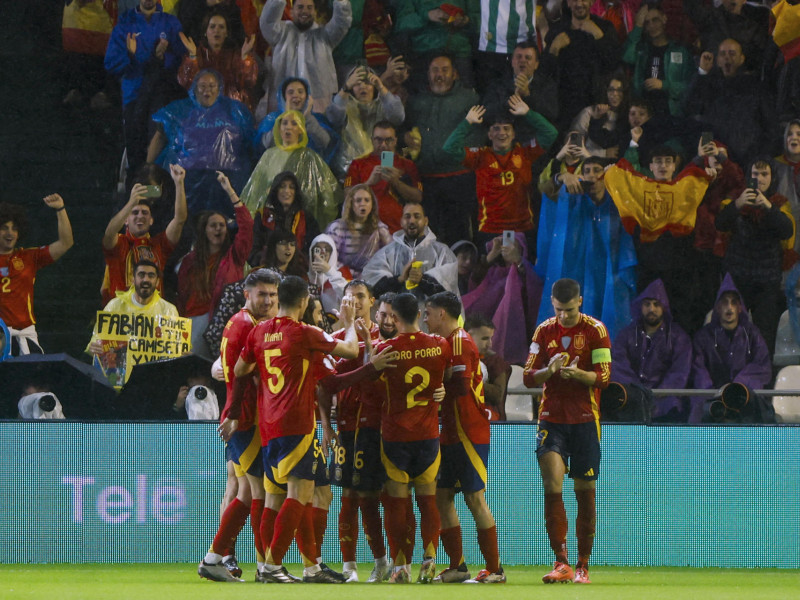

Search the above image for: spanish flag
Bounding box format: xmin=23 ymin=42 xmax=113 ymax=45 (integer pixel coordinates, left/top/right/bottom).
xmin=772 ymin=0 xmax=800 ymax=62
xmin=604 ymin=159 xmax=710 ymax=243
xmin=62 ymin=0 xmax=115 ymax=56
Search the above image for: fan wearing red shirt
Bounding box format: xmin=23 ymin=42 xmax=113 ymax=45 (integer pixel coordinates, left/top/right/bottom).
xmin=344 ymin=121 xmax=423 ymax=233
xmin=423 ymin=292 xmax=504 ymax=584
xmin=233 ymin=276 xmax=359 ymax=583
xmin=0 ymin=194 xmax=73 ymax=355
xmin=441 ymin=95 xmax=558 ymax=253
xmin=523 ymin=278 xmax=611 ymax=585
xmin=199 ymin=269 xmax=280 ymax=582
xmin=372 ymin=292 xmax=452 ymax=584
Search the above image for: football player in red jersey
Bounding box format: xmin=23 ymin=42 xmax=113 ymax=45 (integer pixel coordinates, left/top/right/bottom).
xmin=234 ymin=276 xmax=359 ymax=583
xmin=372 ymin=292 xmax=452 ymax=583
xmin=198 ymin=269 xmax=280 ymax=582
xmin=424 ymin=292 xmax=504 ymax=584
xmin=523 ymin=278 xmax=611 ymax=585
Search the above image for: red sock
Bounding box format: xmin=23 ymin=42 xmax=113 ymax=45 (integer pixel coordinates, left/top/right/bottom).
xmin=251 ymin=498 xmax=265 ymax=558
xmin=268 ymin=498 xmax=305 ymax=565
xmin=544 ymin=493 xmax=568 ymax=564
xmin=406 ymin=496 xmax=417 ymax=558
xmin=293 ymin=503 xmax=317 ymax=566
xmin=440 ymin=526 xmax=463 ymax=569
xmin=477 ymin=526 xmax=500 ymax=573
xmin=260 ymin=506 xmax=278 ymax=557
xmin=380 ymin=492 xmax=396 ymax=551
xmin=312 ymin=507 xmax=328 ymax=560
xmin=359 ymin=496 xmax=386 ymax=559
xmin=575 ymin=489 xmax=596 ymax=567
xmin=382 ymin=495 xmax=410 ymax=564
xmin=415 ymin=494 xmax=440 ymax=559
xmin=212 ymin=498 xmax=250 ymax=555
xmin=338 ymin=496 xmax=359 ymax=562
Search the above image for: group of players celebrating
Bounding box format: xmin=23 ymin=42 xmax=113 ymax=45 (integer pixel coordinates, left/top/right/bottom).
xmin=198 ymin=272 xmax=607 ymax=585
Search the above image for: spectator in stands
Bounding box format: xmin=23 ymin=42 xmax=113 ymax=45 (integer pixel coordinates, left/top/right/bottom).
xmin=690 ymin=274 xmax=772 ymax=423
xmin=605 ymin=142 xmax=712 ymax=334
xmin=61 ymin=0 xmax=114 ymax=109
xmin=307 ymin=233 xmax=350 ymax=318
xmin=259 ymin=0 xmax=352 ymax=112
xmin=684 ymin=38 xmax=774 ymax=165
xmin=622 ymin=3 xmax=693 ymax=118
xmin=253 ymin=228 xmax=308 ymax=279
xmin=102 ymin=164 xmax=188 ymax=304
xmin=775 ymin=119 xmax=800 ymax=227
xmin=327 ymin=65 xmax=405 ymax=177
xmin=394 ymin=0 xmax=476 ymax=90
xmin=249 ymin=171 xmax=320 ymax=264
xmin=538 ymin=131 xmax=591 ymax=201
xmin=590 ymin=0 xmax=638 ymax=42
xmin=177 ymin=9 xmax=258 ymax=112
xmin=240 ymin=109 xmax=341 ymax=228
xmin=683 ymin=0 xmax=770 ymax=73
xmin=404 ymin=53 xmax=483 ymax=245
xmin=147 ymin=70 xmax=255 ymax=217
xmin=176 ymin=172 xmax=253 ymax=357
xmin=362 ymin=200 xmax=458 ymax=299
xmin=256 ymin=77 xmax=339 ymax=162
xmin=463 ymin=233 xmax=542 ymax=365
xmin=104 ymin=0 xmax=185 ymax=183
xmin=570 ymin=73 xmax=629 ymax=159
xmin=544 ymin=0 xmax=619 ymax=130
xmin=344 ymin=121 xmax=423 ymax=233
xmin=465 ymin=314 xmax=510 ymax=421
xmin=482 ymin=41 xmax=560 ymax=138
xmin=612 ymin=279 xmax=692 ymax=422
xmin=536 ymin=157 xmax=637 ymax=338
xmin=443 ymin=97 xmax=557 ymax=254
xmin=380 ymin=55 xmax=412 ymax=107
xmin=451 ymin=240 xmax=480 ymax=295
xmin=177 ymin=0 xmax=247 ymax=47
xmin=715 ymin=156 xmax=795 ymax=355
xmin=325 ymin=184 xmax=391 ymax=278
xmin=0 ymin=195 xmax=74 ymax=355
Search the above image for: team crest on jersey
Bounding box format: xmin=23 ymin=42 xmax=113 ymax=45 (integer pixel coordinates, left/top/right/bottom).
xmin=12 ymin=257 xmax=24 ymax=271
xmin=512 ymin=155 xmax=522 ymax=168
xmin=561 ymin=336 xmax=571 ymax=349
xmin=574 ymin=333 xmax=585 ymax=350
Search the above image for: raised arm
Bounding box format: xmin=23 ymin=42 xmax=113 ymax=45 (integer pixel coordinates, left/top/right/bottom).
xmin=102 ymin=184 xmax=148 ymax=250
xmin=165 ymin=164 xmax=188 ymax=246
xmin=43 ymin=194 xmax=74 ymax=261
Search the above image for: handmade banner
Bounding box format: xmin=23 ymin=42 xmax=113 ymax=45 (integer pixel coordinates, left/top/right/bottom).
xmin=92 ymin=312 xmax=192 ymax=389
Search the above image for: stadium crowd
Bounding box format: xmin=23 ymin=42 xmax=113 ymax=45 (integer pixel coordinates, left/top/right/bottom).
xmin=2 ymin=0 xmax=800 ymax=586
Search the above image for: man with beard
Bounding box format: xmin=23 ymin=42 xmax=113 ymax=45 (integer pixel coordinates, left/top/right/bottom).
xmin=260 ymin=0 xmax=352 ymax=112
xmin=611 ymin=279 xmax=692 ymax=422
xmin=199 ymin=268 xmax=281 ymax=582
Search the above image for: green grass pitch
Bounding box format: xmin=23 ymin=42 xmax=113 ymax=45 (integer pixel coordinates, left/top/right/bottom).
xmin=1 ymin=564 xmax=796 ymax=600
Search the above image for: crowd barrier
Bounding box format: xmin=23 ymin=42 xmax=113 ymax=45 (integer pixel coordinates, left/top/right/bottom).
xmin=2 ymin=421 xmax=798 ymax=567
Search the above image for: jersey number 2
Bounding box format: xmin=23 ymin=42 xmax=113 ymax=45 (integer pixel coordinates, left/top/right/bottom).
xmin=405 ymin=366 xmax=430 ymax=408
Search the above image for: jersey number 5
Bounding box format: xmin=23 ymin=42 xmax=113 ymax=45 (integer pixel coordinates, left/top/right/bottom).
xmin=263 ymin=349 xmax=285 ymax=393
xmin=405 ymin=366 xmax=431 ymax=408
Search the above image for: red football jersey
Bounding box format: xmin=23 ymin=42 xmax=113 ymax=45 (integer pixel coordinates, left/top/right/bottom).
xmin=345 ymin=154 xmax=422 ymax=233
xmin=523 ymin=314 xmax=612 ymax=424
xmin=242 ymin=317 xmax=338 ymax=443
xmin=463 ymin=144 xmax=544 ymax=233
xmin=220 ymin=308 xmax=259 ymax=430
xmin=102 ymin=231 xmax=174 ymax=304
xmin=441 ymin=328 xmax=490 ymax=445
xmin=334 ymin=323 xmax=382 ymax=432
xmin=374 ymin=331 xmax=452 ymax=442
xmin=0 ymin=247 xmax=54 ymax=329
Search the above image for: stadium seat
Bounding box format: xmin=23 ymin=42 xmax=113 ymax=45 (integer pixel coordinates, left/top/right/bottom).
xmin=773 ymin=310 xmax=800 ymax=367
xmin=505 ymin=365 xmax=535 ymax=421
xmin=773 ymin=366 xmax=800 ymax=423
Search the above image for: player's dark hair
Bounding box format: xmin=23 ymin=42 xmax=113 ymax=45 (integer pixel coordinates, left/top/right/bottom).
xmin=0 ymin=202 xmax=28 ymax=241
xmin=377 ymin=292 xmax=396 ymax=307
xmin=301 ymin=294 xmax=323 ymax=326
xmin=278 ymin=275 xmax=309 ymax=308
xmin=133 ymin=259 xmax=161 ymax=278
xmin=372 ymin=120 xmax=396 ymax=136
xmin=552 ymin=278 xmax=581 ymax=303
xmin=391 ymin=293 xmax=419 ymax=325
xmin=427 ymin=291 xmax=461 ymax=320
xmin=465 ymin=314 xmax=495 ymax=331
xmin=244 ymin=268 xmax=282 ymax=289
xmin=344 ymin=279 xmax=373 ymax=297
